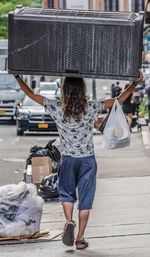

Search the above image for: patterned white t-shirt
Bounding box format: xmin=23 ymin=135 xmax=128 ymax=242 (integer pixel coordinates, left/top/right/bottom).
xmin=44 ymin=98 xmax=103 ymax=157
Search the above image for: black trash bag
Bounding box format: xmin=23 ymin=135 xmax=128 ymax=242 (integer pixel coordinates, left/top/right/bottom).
xmin=38 ymin=174 xmax=59 ymax=200
xmin=26 ymin=139 xmax=61 ymax=174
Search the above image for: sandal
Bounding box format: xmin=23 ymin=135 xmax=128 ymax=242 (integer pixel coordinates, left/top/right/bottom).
xmin=75 ymin=239 xmax=89 ymax=250
xmin=62 ymin=220 xmax=76 ymax=246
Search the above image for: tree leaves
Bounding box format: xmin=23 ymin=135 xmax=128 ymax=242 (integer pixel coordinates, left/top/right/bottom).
xmin=0 ymin=0 xmax=42 ymax=39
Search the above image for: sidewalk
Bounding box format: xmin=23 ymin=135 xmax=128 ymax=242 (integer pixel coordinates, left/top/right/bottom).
xmin=0 ymin=130 xmax=150 ymax=257
xmin=141 ymin=125 xmax=150 ymax=150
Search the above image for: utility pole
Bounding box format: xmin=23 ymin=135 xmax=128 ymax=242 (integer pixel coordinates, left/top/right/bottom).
xmin=92 ymin=79 xmax=96 ymax=100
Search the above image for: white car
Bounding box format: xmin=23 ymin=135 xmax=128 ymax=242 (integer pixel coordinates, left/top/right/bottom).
xmin=0 ymin=73 xmax=24 ymax=120
xmin=38 ymin=81 xmax=59 ymax=97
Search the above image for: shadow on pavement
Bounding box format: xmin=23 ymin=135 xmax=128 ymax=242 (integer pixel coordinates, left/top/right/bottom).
xmin=64 ymin=249 xmax=110 ymax=256
xmin=0 ymin=119 xmax=16 ymax=125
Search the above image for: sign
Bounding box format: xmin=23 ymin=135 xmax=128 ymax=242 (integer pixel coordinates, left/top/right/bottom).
xmin=66 ymin=0 xmax=89 ymax=10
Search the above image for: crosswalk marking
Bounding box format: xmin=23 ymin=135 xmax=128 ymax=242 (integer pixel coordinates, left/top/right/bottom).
xmin=3 ymin=158 xmax=26 ymax=162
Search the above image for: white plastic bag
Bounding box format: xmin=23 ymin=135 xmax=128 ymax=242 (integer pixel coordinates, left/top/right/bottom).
xmin=103 ymin=98 xmax=130 ymax=149
xmin=0 ymin=182 xmax=44 ymax=237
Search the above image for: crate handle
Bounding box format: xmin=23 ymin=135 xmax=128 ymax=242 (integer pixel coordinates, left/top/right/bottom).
xmin=65 ymin=69 xmax=80 ymax=74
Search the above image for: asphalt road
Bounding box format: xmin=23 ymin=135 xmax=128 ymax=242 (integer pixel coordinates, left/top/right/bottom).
xmin=0 ymin=120 xmax=149 ymax=187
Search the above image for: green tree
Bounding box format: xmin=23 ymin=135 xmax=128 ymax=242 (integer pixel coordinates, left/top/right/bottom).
xmin=0 ymin=0 xmax=43 ymax=39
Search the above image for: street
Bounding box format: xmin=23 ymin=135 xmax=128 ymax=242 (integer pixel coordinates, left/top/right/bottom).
xmin=0 ymin=120 xmax=150 ymax=186
xmin=0 ymin=121 xmax=150 ymax=257
xmin=0 ymin=75 xmax=129 ymax=185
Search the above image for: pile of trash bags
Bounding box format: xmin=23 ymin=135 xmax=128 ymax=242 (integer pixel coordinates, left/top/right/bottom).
xmin=26 ymin=139 xmax=61 ymax=201
xmin=0 ymin=182 xmax=44 ymax=238
xmin=26 ymin=139 xmax=61 ymax=174
xmin=38 ymin=174 xmax=59 ymax=200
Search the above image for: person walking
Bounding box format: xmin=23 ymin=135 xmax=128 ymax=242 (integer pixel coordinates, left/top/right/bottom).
xmin=14 ymin=71 xmax=143 ymax=250
xmin=145 ymin=82 xmax=150 ymax=122
xmin=122 ymin=84 xmax=134 ymax=129
xmin=111 ymin=81 xmax=122 ymax=98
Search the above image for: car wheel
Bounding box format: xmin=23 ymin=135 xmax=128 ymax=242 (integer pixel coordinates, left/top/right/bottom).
xmin=17 ymin=129 xmax=24 ymax=136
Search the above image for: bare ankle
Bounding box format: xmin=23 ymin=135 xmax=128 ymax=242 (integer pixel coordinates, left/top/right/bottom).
xmin=76 ymin=234 xmax=84 ymax=241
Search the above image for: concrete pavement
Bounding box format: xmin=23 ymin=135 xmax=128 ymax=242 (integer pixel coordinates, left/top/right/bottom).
xmin=0 ymin=127 xmax=150 ymax=257
xmin=141 ymin=125 xmax=150 ymax=150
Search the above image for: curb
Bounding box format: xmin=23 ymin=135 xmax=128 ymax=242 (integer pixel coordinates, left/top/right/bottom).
xmin=141 ymin=129 xmax=150 ymax=150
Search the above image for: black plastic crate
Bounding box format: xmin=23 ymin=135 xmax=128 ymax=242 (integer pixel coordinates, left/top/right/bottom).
xmin=8 ymin=7 xmax=144 ymax=80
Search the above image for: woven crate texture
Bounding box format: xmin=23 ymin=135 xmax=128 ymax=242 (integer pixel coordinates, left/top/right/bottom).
xmin=8 ymin=8 xmax=144 ymax=80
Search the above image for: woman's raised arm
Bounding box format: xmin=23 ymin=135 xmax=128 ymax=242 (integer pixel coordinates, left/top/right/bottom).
xmin=14 ymin=74 xmax=44 ymax=106
xmin=103 ymin=70 xmax=143 ymax=110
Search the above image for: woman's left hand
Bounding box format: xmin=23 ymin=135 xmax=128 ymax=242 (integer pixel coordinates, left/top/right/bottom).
xmin=135 ymin=70 xmax=144 ymax=84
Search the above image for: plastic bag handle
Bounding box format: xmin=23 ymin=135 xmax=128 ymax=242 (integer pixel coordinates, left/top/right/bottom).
xmin=113 ymin=99 xmax=123 ymax=138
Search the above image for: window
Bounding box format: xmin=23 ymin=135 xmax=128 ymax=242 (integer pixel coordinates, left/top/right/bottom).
xmin=0 ymin=48 xmax=8 ymax=56
xmin=131 ymin=0 xmax=144 ymax=12
xmin=105 ymin=0 xmax=119 ymax=11
xmin=48 ymin=0 xmax=54 ymax=8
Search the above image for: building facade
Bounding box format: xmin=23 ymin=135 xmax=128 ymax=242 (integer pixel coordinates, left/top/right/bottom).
xmin=43 ymin=0 xmax=146 ymax=12
xmin=0 ymin=40 xmax=8 ymax=71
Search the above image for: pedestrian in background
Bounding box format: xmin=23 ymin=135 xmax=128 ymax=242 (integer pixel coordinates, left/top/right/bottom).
xmin=145 ymin=81 xmax=150 ymax=122
xmin=14 ymin=71 xmax=143 ymax=250
xmin=111 ymin=81 xmax=122 ymax=98
xmin=110 ymin=83 xmax=115 ymax=97
xmin=122 ymin=84 xmax=134 ymax=129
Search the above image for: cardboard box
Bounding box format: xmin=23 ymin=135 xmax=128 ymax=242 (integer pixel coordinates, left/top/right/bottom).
xmin=25 ymin=165 xmax=33 ymax=183
xmin=32 ymin=157 xmax=52 ymax=184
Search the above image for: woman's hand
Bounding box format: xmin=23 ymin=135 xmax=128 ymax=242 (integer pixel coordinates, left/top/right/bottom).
xmin=103 ymin=69 xmax=144 ymax=110
xmin=13 ymin=74 xmax=20 ymax=79
xmin=134 ymin=70 xmax=144 ymax=85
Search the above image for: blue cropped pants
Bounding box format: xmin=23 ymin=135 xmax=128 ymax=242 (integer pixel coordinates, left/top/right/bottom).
xmin=58 ymin=155 xmax=97 ymax=210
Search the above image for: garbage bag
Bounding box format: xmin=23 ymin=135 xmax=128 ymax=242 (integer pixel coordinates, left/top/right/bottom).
xmin=0 ymin=182 xmax=44 ymax=237
xmin=103 ymin=98 xmax=130 ymax=149
xmin=38 ymin=174 xmax=59 ymax=200
xmin=26 ymin=139 xmax=61 ymax=174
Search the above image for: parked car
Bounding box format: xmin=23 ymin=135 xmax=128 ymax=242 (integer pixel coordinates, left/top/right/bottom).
xmin=38 ymin=81 xmax=59 ymax=97
xmin=0 ymin=73 xmax=24 ymax=120
xmin=16 ymin=96 xmax=57 ymax=136
xmin=55 ymin=78 xmax=62 ymax=97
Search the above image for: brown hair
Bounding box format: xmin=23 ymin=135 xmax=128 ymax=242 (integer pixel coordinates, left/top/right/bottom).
xmin=61 ymin=77 xmax=87 ymax=121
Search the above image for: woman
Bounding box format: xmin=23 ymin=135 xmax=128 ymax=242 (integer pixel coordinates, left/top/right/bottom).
xmin=14 ymin=71 xmax=143 ymax=250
